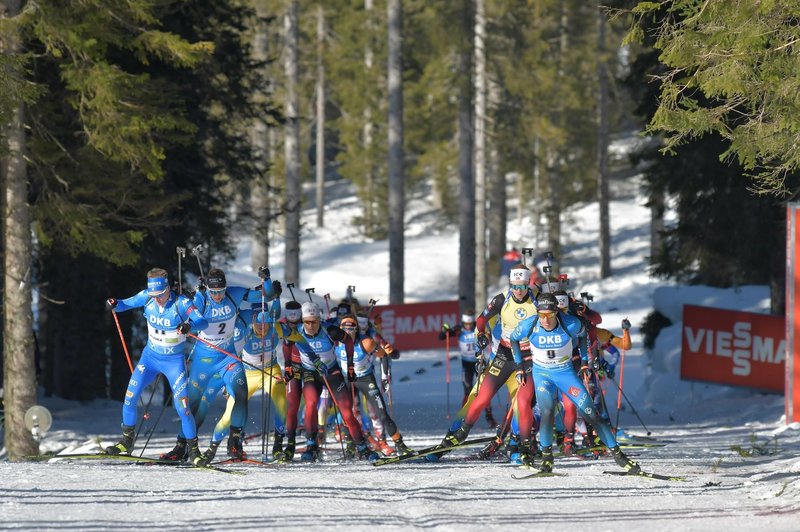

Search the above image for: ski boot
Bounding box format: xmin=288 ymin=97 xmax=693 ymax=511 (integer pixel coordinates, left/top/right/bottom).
xmin=275 ymin=438 xmax=295 ymax=462
xmin=539 ymin=446 xmax=554 ymax=473
xmin=485 ymin=407 xmax=498 ymax=429
xmin=300 ymin=440 xmax=319 ymax=462
xmin=357 ymin=441 xmax=379 ymax=462
xmin=506 ymin=433 xmax=521 ymax=463
xmin=272 ymin=430 xmax=284 ymax=459
xmin=392 ymin=436 xmax=414 ymax=458
xmin=160 ymin=436 xmax=188 ymax=461
xmin=202 ymin=440 xmax=221 ymax=463
xmin=376 ymin=438 xmax=395 ymax=456
xmin=519 ymin=439 xmax=536 ymax=467
xmin=478 ymin=438 xmax=500 ymax=460
xmin=561 ymin=434 xmax=575 ymax=456
xmin=104 ymin=425 xmax=135 ymax=455
xmin=227 ymin=426 xmax=246 ymax=460
xmin=441 ymin=425 xmax=469 ymax=448
xmin=344 ymin=436 xmax=357 ymax=459
xmin=188 ymin=437 xmax=207 ymax=467
xmin=611 ymin=446 xmax=641 ymax=474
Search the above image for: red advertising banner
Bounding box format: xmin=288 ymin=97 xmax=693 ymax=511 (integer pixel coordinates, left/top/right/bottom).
xmin=786 ymin=204 xmax=800 ymax=423
xmin=372 ymin=300 xmax=460 ymax=351
xmin=680 ymin=305 xmax=784 ymax=393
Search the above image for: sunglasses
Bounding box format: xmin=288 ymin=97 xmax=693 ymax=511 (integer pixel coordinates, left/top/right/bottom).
xmin=208 ymin=287 xmax=226 ymax=295
xmin=303 ymin=320 xmax=319 ymax=325
xmin=341 ymin=324 xmax=357 ymax=330
xmin=538 ymin=310 xmax=556 ymax=318
xmin=511 ymin=284 xmax=528 ymax=290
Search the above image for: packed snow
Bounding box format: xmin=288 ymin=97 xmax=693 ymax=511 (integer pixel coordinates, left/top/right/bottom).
xmin=1 ymin=171 xmax=799 ymax=531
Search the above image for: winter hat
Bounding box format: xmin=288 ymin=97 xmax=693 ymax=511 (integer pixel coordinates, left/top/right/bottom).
xmin=302 ymin=302 xmax=321 ymax=320
xmin=461 ymin=313 xmax=475 ymax=324
xmin=553 ymin=289 xmax=570 ymax=310
xmin=536 ymin=293 xmax=559 ymax=312
xmin=284 ymin=301 xmax=302 ymax=323
xmin=509 ymin=265 xmax=531 ymax=285
xmin=206 ymin=268 xmax=227 ymax=289
xmin=339 ymin=315 xmax=358 ymax=328
xmin=147 ymin=276 xmax=169 ymax=296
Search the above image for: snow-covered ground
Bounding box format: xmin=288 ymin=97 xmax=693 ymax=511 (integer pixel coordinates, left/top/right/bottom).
xmin=2 ymin=170 xmax=800 ymax=531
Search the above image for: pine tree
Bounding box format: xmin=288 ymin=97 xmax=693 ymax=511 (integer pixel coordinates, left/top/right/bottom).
xmin=628 ymin=1 xmax=800 ymax=195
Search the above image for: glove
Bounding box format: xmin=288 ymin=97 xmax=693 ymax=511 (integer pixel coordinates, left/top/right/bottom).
xmin=441 ymin=323 xmax=451 ymax=332
xmin=382 ymin=343 xmax=394 ymax=356
xmin=382 ymin=375 xmax=391 ymax=392
xmin=347 ymin=365 xmax=356 ymax=381
xmin=257 ymin=265 xmax=270 ymax=280
xmin=313 ymin=358 xmax=328 ymax=375
xmin=271 ymin=280 xmax=282 ymax=297
xmin=515 ymin=370 xmax=527 ymax=386
xmin=475 ymin=353 xmax=486 ymax=376
xmin=476 ymin=333 xmax=490 ymax=351
xmin=106 ymin=298 xmax=117 ymax=311
xmin=177 ymin=322 xmax=191 ymax=335
xmin=196 ymin=277 xmax=206 ymax=293
xmin=283 ymin=365 xmax=294 ymax=383
xmin=597 ymin=359 xmax=614 ymax=379
xmin=390 ymin=348 xmax=400 ymax=360
xmin=591 ymin=357 xmax=601 ymax=372
xmin=621 ymin=318 xmax=632 ymax=331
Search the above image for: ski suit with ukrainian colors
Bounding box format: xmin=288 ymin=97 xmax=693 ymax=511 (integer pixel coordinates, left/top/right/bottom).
xmin=510 ymin=311 xmax=619 ymax=449
xmin=335 ymin=333 xmax=398 ymax=438
xmin=208 ymin=306 xmax=289 ymax=443
xmin=294 ymin=325 xmax=364 ymax=444
xmin=114 ymin=290 xmax=208 ymax=438
xmin=179 ymin=281 xmax=278 ymax=439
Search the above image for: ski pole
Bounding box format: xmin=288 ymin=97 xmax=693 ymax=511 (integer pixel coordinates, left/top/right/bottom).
xmin=607 ymin=374 xmax=651 ymax=436
xmin=186 ymin=332 xmax=275 ymax=376
xmin=286 ymin=282 xmax=297 ymax=301
xmin=615 ymin=346 xmax=626 ymax=430
xmin=445 ymin=328 xmax=451 ymax=420
xmin=319 ymin=372 xmax=350 ymax=460
xmin=260 ymin=283 xmax=268 ymax=458
xmin=305 ymin=287 xmax=315 ymax=302
xmin=111 ymin=311 xmax=134 ymax=373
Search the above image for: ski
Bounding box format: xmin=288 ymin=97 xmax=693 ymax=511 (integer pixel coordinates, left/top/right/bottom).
xmin=42 ymin=452 xmax=244 ymax=474
xmin=512 ymin=470 xmax=568 ymax=479
xmin=211 ymin=457 xmax=274 ymax=467
xmin=603 ymin=470 xmax=687 ymax=481
xmin=44 ymin=452 xmax=183 ymax=465
xmin=371 ymin=436 xmax=496 ymax=467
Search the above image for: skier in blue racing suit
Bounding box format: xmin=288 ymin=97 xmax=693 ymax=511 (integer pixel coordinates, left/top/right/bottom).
xmin=105 ymin=267 xmax=209 ymax=465
xmin=510 ymin=292 xmax=641 ymax=474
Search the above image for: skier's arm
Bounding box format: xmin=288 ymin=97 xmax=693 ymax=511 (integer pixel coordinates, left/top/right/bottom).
xmin=110 ymin=290 xmax=150 ymax=313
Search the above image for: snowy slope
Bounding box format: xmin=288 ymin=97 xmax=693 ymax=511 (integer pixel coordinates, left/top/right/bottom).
xmin=2 ymin=170 xmax=800 ymax=530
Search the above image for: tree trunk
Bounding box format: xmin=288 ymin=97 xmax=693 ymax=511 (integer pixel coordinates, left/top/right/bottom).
xmin=474 ymin=0 xmax=487 ymax=307
xmin=283 ymin=0 xmax=301 ymax=285
xmin=458 ymin=1 xmax=475 ymax=313
xmin=650 ymin=187 xmax=664 ymax=260
xmin=487 ymin=79 xmax=505 ymax=283
xmin=387 ymin=0 xmax=404 ymax=304
xmin=250 ymin=6 xmax=271 ymax=270
xmin=2 ymin=0 xmax=37 ymax=459
xmin=597 ymin=3 xmax=611 ymax=278
xmin=315 ymin=4 xmax=326 ymax=229
xmin=364 ymin=0 xmax=375 ymax=234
